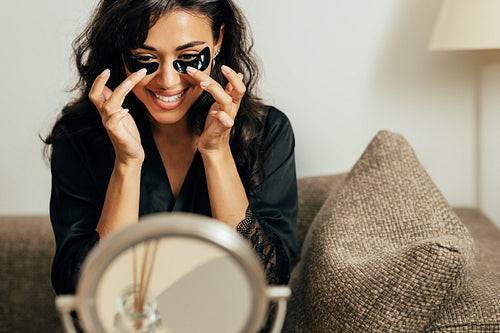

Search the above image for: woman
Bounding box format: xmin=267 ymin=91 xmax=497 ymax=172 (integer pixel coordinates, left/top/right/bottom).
xmin=45 ymin=0 xmax=298 ymax=296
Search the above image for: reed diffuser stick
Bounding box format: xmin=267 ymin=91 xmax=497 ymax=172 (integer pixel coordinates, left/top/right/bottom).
xmin=131 ymin=239 xmax=161 ymax=315
xmin=138 ymin=239 xmax=160 ymax=311
xmin=138 ymin=241 xmax=151 ymax=309
xmin=133 ymin=246 xmax=138 ymax=312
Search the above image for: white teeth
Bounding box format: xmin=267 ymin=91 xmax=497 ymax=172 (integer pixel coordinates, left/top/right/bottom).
xmin=154 ymin=90 xmax=185 ymax=103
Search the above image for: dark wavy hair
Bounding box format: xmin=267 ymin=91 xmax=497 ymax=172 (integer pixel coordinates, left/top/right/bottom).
xmin=44 ymin=0 xmax=268 ymax=194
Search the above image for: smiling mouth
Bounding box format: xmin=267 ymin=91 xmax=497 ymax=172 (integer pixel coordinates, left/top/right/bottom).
xmin=152 ymin=89 xmax=187 ymax=103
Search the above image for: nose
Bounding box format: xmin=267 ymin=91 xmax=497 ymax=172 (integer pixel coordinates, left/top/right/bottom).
xmin=154 ymin=61 xmax=181 ymax=89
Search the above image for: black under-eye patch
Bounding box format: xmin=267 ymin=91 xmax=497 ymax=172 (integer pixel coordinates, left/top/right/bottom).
xmin=123 ymin=51 xmax=160 ymax=75
xmin=173 ymin=46 xmax=211 ymax=74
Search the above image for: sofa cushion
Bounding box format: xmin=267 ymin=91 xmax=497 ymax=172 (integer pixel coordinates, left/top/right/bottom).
xmin=284 ymin=130 xmax=476 ymax=332
xmin=425 ymin=208 xmax=500 ymax=332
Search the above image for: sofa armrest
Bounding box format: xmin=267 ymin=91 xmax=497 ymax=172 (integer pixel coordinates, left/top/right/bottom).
xmin=296 ymin=173 xmax=346 ymax=265
xmin=0 ymin=215 xmax=63 ymax=332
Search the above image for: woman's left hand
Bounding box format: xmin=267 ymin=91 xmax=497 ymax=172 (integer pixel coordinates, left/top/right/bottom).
xmin=187 ymin=65 xmax=246 ymax=155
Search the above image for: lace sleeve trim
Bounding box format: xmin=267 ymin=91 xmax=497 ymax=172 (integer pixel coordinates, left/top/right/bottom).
xmin=236 ymin=207 xmax=290 ymax=285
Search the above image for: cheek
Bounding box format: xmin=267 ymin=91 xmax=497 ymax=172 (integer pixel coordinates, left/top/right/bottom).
xmin=184 ymin=75 xmax=199 ymax=85
xmin=142 ymin=74 xmax=157 ymax=87
xmin=131 ymin=77 xmax=153 ymax=97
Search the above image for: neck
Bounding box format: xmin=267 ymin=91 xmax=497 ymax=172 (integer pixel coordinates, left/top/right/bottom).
xmin=148 ymin=116 xmax=197 ymax=147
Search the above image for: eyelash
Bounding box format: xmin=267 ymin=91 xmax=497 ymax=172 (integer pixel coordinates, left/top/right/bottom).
xmin=132 ymin=53 xmax=199 ymax=63
xmin=178 ymin=54 xmax=198 ymax=61
xmin=133 ymin=55 xmax=155 ymax=63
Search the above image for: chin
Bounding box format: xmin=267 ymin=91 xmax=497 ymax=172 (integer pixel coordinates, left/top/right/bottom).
xmin=146 ymin=108 xmax=189 ymax=126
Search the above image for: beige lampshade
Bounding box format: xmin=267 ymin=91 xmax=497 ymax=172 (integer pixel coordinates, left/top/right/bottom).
xmin=430 ymin=0 xmax=500 ymax=51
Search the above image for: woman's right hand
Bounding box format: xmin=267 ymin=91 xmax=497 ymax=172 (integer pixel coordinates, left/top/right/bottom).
xmin=89 ymin=68 xmax=147 ymax=166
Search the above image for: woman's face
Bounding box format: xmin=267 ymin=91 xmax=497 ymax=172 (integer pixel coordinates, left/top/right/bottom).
xmin=127 ymin=10 xmax=222 ymax=127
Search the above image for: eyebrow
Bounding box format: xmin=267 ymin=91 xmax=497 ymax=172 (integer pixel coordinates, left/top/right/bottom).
xmin=137 ymin=41 xmax=206 ymax=52
xmin=137 ymin=44 xmax=157 ymax=51
xmin=176 ymin=41 xmax=206 ymax=51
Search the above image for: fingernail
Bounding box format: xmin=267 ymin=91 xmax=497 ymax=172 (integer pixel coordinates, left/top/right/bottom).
xmin=238 ymin=73 xmax=244 ymax=80
xmin=209 ymin=110 xmax=218 ymax=115
xmin=100 ymin=69 xmax=110 ymax=77
xmin=221 ymin=65 xmax=231 ymax=74
xmin=120 ymin=108 xmax=129 ymax=114
xmin=187 ymin=66 xmax=197 ymax=74
xmin=122 ymin=80 xmax=131 ymax=89
xmin=200 ymin=82 xmax=210 ymax=88
xmin=137 ymin=68 xmax=147 ymax=76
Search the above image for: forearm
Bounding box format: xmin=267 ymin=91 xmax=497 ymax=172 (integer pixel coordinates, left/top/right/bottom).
xmin=202 ymin=147 xmax=249 ymax=229
xmin=96 ymin=161 xmax=142 ymax=239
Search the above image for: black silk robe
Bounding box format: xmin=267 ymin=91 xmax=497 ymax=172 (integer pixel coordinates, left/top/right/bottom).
xmin=50 ymin=106 xmax=298 ymax=295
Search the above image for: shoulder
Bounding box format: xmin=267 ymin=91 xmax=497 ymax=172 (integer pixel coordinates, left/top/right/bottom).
xmin=50 ymin=101 xmax=103 ymax=145
xmin=261 ymin=106 xmax=295 ymax=148
xmin=263 ymin=106 xmax=292 ymax=129
xmin=50 ymin=102 xmax=113 ymax=173
xmin=50 ymin=100 xmax=110 ymax=152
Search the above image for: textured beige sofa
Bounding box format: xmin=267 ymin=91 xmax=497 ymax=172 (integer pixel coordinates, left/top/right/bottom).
xmin=285 ymin=178 xmax=500 ymax=332
xmin=0 ymin=132 xmax=499 ymax=332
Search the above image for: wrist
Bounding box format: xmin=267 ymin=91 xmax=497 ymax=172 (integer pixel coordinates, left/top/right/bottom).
xmin=114 ymin=158 xmax=143 ymax=174
xmin=198 ymin=131 xmax=231 ymax=156
xmin=199 ymin=144 xmax=232 ymax=164
xmin=113 ymin=147 xmax=145 ymax=169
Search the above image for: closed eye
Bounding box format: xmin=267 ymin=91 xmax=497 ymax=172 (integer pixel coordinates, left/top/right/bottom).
xmin=178 ymin=54 xmax=198 ymax=61
xmin=131 ymin=55 xmax=156 ymax=63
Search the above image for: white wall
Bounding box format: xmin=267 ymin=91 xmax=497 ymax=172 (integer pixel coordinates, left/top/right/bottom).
xmin=239 ymin=0 xmax=477 ymax=206
xmin=0 ymin=0 xmax=493 ymax=224
xmin=0 ymin=0 xmax=97 ymax=214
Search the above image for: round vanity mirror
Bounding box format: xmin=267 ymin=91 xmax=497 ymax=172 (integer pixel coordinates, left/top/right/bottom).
xmin=56 ymin=213 xmax=290 ymax=333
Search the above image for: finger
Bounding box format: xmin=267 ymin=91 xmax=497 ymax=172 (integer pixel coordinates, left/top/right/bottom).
xmin=188 ymin=65 xmax=246 ymax=102
xmin=89 ymin=69 xmax=111 ymax=110
xmin=200 ymin=81 xmax=234 ymax=115
xmin=225 ymin=74 xmax=243 ymax=94
xmin=104 ymin=109 xmax=129 ymax=131
xmin=102 ymin=86 xmax=112 ymax=101
xmin=221 ymin=66 xmax=246 ymax=101
xmin=209 ymin=110 xmax=234 ymax=131
xmin=186 ymin=66 xmax=220 ymax=88
xmin=103 ymin=68 xmax=147 ymax=116
xmin=215 ymin=110 xmax=234 ymax=128
xmin=225 ymin=81 xmax=233 ymax=94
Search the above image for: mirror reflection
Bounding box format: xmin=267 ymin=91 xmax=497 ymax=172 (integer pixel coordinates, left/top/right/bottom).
xmin=95 ymin=236 xmax=252 ymax=333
